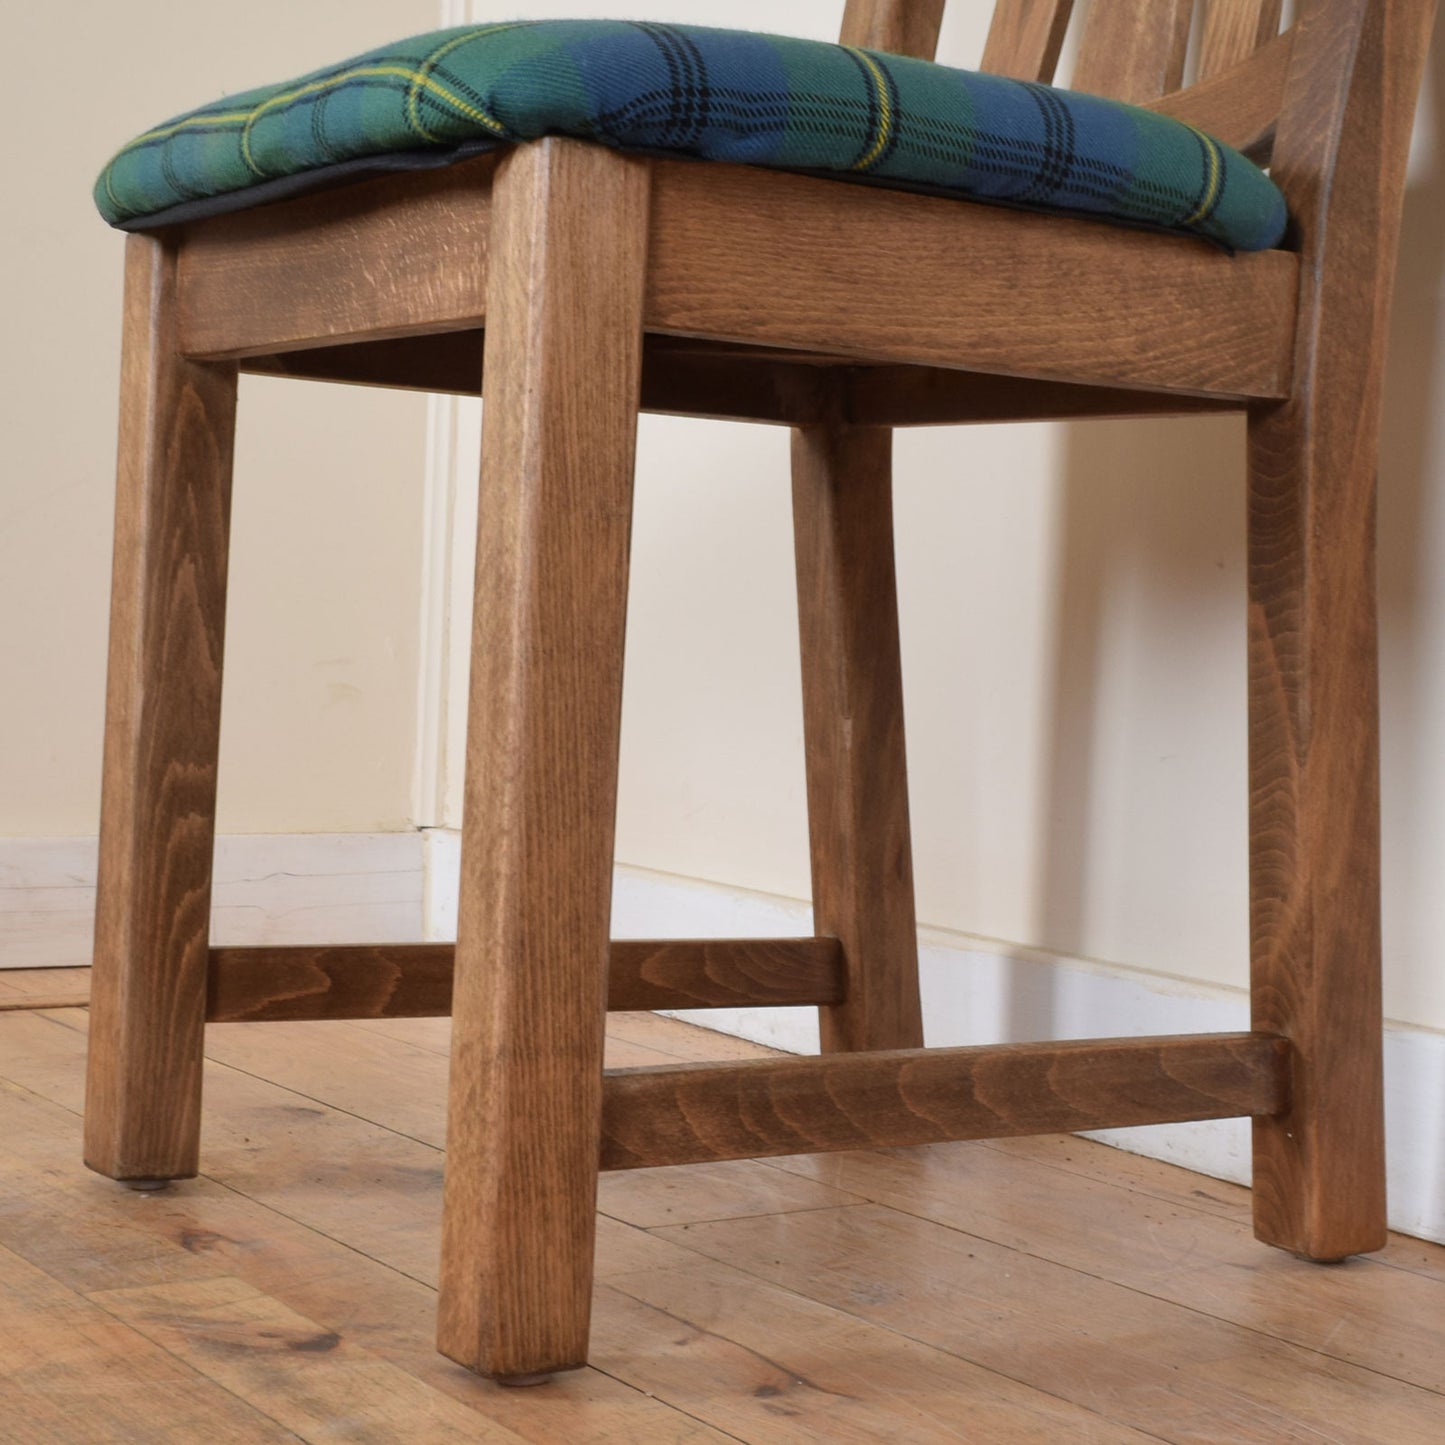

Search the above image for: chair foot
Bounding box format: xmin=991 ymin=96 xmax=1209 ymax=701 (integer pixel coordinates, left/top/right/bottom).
xmin=121 ymin=1178 xmax=174 ymax=1193
xmin=494 ymin=1372 xmax=556 ymax=1389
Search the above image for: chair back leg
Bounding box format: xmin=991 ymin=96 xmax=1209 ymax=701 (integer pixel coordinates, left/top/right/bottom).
xmin=84 ymin=234 xmax=237 ymax=1184
xmin=436 ymin=138 xmax=650 ymax=1381
xmin=1246 ymin=395 xmax=1387 ymax=1261
xmin=1243 ymin=0 xmax=1437 ymax=1265
xmin=793 ymin=423 xmax=924 ymax=1053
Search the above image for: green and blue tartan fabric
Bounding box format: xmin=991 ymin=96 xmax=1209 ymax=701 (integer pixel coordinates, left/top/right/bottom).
xmin=95 ymin=19 xmax=1287 ymax=251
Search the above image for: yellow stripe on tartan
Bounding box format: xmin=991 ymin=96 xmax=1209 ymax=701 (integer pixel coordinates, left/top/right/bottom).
xmin=846 ymin=48 xmax=893 ymax=172
xmin=115 ymin=107 xmax=258 ymax=152
xmin=102 ymin=112 xmax=254 ymax=209
xmin=406 ymin=25 xmax=515 ymax=143
xmin=107 ymin=62 xmax=510 ymax=178
xmin=1183 ymin=126 xmax=1223 ymax=226
xmin=240 ymin=64 xmax=508 ymax=175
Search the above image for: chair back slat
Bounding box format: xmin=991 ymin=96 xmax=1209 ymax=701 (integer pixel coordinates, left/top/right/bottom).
xmin=838 ymin=0 xmax=946 ymax=59
xmin=981 ymin=0 xmax=1075 ymax=81
xmin=1198 ymin=0 xmax=1284 ymax=80
xmin=1148 ymin=28 xmax=1291 ymax=161
xmin=1072 ymin=0 xmax=1195 ymax=102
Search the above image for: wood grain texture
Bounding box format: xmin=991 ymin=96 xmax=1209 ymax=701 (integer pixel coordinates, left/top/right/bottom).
xmin=95 ymin=1276 xmax=524 ymax=1444
xmin=599 ymin=1157 xmax=863 ymax=1230
xmin=793 ymin=425 xmax=923 ymax=1053
xmin=600 ymin=1257 xmax=1166 ymax=1442
xmin=600 ymin=1033 xmax=1290 ymax=1170
xmin=240 ymin=333 xmax=486 ymax=393
xmin=208 ymin=944 xmax=455 ymax=1022
xmin=194 ymin=148 xmax=1304 ymax=399
xmin=0 ymin=996 xmax=88 ymax=1014
xmin=204 ymin=938 xmax=845 ymax=1021
xmin=765 ymin=1138 xmax=1445 ymax=1402
xmin=185 ymin=115 xmax=1308 ymax=396
xmin=1147 ymin=30 xmax=1292 ymax=163
xmin=241 ymin=331 xmax=839 ymax=426
xmin=1073 ymin=0 xmax=1194 ymax=102
xmin=608 ymin=938 xmax=845 ymax=1012
xmin=242 ymin=337 xmax=1246 ymax=430
xmin=436 ymin=139 xmax=650 ymax=1382
xmin=843 ymin=365 xmax=1240 ymax=426
xmin=1246 ymin=0 xmax=1436 ymax=1262
xmin=660 ymin=1197 xmax=1445 ymax=1443
xmin=177 ymin=158 xmax=496 ymax=359
xmin=84 ymin=235 xmax=237 ymax=1184
xmin=1 ymin=1012 xmax=722 ymax=1442
xmin=8 ymin=1010 xmax=1445 ymax=1441
xmin=636 ymin=343 xmax=839 ymax=426
xmin=838 ymin=0 xmax=945 ymax=57
xmin=646 ymin=159 xmax=1299 ymax=400
xmin=981 ymin=0 xmax=1074 ymax=81
xmin=0 ymin=1242 xmax=292 ymax=1444
xmin=1199 ymin=0 xmax=1284 ymax=79
xmin=247 ymin=341 xmax=1248 ymax=432
xmin=0 ymin=971 xmax=90 ymax=1013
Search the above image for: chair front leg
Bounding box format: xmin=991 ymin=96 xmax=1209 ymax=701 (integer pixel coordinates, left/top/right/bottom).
xmin=437 ymin=139 xmax=650 ymax=1382
xmin=85 ymin=234 xmax=237 ymax=1184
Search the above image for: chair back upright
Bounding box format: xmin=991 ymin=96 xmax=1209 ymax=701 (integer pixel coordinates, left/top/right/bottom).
xmin=841 ymin=1 xmax=1285 ymax=87
xmin=841 ymin=2 xmax=1391 ymax=154
xmin=839 ymin=0 xmax=947 ymax=57
xmin=839 ymin=2 xmax=1294 ymax=165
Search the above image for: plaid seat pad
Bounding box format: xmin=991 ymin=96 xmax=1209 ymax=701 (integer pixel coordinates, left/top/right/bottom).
xmin=95 ymin=19 xmax=1287 ymax=251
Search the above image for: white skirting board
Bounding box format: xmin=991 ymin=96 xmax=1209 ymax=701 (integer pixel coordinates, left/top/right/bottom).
xmin=421 ymin=832 xmax=1445 ymax=1247
xmin=0 ymin=833 xmax=427 ymax=967
xmin=5 ymin=830 xmax=1442 ymax=1245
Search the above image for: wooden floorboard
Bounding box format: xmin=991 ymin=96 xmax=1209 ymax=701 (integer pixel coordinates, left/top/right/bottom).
xmin=0 ymin=966 xmax=89 ymax=1012
xmin=0 ymin=985 xmax=1441 ymax=1442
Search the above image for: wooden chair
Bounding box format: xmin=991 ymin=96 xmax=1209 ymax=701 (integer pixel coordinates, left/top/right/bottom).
xmin=83 ymin=0 xmax=1434 ymax=1382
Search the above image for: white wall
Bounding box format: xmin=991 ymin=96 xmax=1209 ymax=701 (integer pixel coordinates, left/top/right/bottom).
xmin=1 ymin=0 xmax=437 ymax=839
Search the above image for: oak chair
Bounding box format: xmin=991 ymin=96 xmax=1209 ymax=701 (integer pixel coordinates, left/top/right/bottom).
xmin=84 ymin=0 xmax=1434 ymax=1383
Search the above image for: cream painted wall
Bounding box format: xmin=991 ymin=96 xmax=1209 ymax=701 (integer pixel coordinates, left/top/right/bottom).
xmin=1 ymin=0 xmax=435 ymax=837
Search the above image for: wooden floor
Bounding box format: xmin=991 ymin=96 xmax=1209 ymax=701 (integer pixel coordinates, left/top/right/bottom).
xmin=1 ymin=970 xmax=1443 ymax=1443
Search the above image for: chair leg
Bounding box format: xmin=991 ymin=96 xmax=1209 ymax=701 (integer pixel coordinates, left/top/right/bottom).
xmin=1247 ymin=397 xmax=1386 ymax=1261
xmin=84 ymin=235 xmax=237 ymax=1184
xmin=792 ymin=424 xmax=924 ymax=1053
xmin=436 ymin=140 xmax=650 ymax=1382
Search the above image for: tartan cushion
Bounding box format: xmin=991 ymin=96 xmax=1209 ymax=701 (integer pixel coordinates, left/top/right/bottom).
xmin=95 ymin=19 xmax=1287 ymax=251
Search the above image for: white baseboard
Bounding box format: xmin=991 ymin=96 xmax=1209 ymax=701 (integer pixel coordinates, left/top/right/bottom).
xmin=0 ymin=833 xmax=427 ymax=967
xmin=423 ymin=842 xmax=1445 ymax=1247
